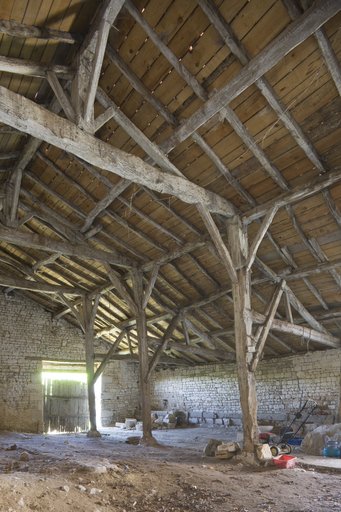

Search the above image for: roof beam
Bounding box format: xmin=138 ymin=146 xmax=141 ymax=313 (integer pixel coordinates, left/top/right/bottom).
xmin=251 ymin=281 xmax=286 ymax=371
xmin=0 ymin=19 xmax=80 ymax=44
xmin=252 ymin=310 xmax=340 ymax=348
xmin=147 ymin=314 xmax=181 ymax=379
xmin=197 ymin=204 xmax=237 ymax=283
xmin=75 ymin=0 xmax=126 ymax=128
xmin=0 ymin=225 xmax=132 ymax=267
xmin=256 ymin=258 xmax=329 ymax=334
xmin=80 ymin=178 xmax=130 ymax=233
xmin=0 ymin=85 xmax=235 ymax=217
xmin=283 ymin=0 xmax=341 ymax=96
xmin=0 ymin=273 xmax=82 ymax=295
xmin=93 ymin=329 xmax=126 ymax=384
xmin=199 ymin=0 xmax=328 ymax=175
xmin=0 ymin=55 xmax=73 ymax=79
xmin=244 ymin=169 xmax=341 ymax=223
xmin=161 ymin=0 xmax=340 ymax=152
xmin=246 ymin=205 xmax=279 ymax=271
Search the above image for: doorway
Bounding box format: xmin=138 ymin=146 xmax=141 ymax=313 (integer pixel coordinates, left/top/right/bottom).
xmin=42 ymin=361 xmax=101 ymax=433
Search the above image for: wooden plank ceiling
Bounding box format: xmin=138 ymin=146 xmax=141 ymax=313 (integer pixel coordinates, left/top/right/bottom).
xmin=0 ymin=0 xmax=340 ymax=366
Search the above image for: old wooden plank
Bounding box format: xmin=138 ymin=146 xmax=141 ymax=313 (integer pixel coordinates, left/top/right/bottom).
xmin=0 ymin=85 xmax=236 ymax=217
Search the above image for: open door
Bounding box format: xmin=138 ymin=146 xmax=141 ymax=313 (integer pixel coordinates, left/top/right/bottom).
xmin=42 ymin=361 xmax=101 ymax=433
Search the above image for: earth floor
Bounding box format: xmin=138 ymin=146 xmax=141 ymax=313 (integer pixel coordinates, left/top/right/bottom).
xmin=0 ymin=426 xmax=340 ymax=512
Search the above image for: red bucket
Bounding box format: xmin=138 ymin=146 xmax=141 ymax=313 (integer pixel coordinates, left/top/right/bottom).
xmin=273 ymin=455 xmax=297 ymax=469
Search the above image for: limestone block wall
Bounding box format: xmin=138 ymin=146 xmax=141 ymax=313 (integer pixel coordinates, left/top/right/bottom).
xmin=101 ymin=361 xmax=139 ymax=426
xmin=0 ymin=292 xmax=139 ymax=432
xmin=151 ymin=349 xmax=341 ymax=423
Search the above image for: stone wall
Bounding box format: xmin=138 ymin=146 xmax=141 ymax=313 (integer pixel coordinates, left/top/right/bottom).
xmin=0 ymin=292 xmax=139 ymax=432
xmin=151 ymin=349 xmax=341 ymax=425
xmin=101 ymin=361 xmax=139 ymax=426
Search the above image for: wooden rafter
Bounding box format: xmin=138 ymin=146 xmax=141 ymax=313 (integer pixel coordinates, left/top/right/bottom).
xmin=0 ymin=273 xmax=82 ymax=295
xmin=161 ymin=0 xmax=340 ymax=152
xmin=0 ymin=19 xmax=80 ymax=44
xmin=0 ymin=86 xmax=235 ymax=218
xmin=252 ymin=311 xmax=340 ymax=348
xmin=0 ymin=225 xmax=132 ymax=267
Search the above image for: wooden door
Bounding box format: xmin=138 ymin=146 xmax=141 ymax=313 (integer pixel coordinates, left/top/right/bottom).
xmin=43 ymin=378 xmax=89 ymax=433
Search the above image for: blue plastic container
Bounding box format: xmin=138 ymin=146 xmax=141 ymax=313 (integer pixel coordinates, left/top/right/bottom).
xmin=322 ymin=441 xmax=341 ymax=458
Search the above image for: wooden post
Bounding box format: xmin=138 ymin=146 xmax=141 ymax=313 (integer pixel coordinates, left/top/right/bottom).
xmin=131 ymin=269 xmax=156 ymax=445
xmin=228 ymin=216 xmax=258 ymax=456
xmin=82 ymin=295 xmax=101 ymax=437
xmin=337 ymin=367 xmax=341 ymax=423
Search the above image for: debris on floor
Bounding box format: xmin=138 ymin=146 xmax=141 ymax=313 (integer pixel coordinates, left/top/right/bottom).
xmin=302 ymin=423 xmax=341 ymax=455
xmin=215 ymin=442 xmax=241 ymax=459
xmin=0 ymin=428 xmax=340 ymax=512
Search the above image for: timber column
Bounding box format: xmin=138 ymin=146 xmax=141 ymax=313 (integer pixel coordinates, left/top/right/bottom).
xmin=83 ymin=294 xmax=101 ymax=437
xmin=228 ymin=215 xmax=258 ymax=454
xmin=132 ymin=269 xmax=154 ymax=444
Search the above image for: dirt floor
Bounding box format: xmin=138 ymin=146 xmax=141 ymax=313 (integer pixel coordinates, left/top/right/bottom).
xmin=0 ymin=427 xmax=340 ymax=512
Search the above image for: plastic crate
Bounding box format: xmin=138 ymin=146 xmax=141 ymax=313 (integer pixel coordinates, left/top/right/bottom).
xmin=273 ymin=455 xmax=297 ymax=469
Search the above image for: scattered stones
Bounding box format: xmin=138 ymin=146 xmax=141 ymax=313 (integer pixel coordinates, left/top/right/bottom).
xmin=215 ymin=442 xmax=241 ymax=459
xmin=59 ymin=485 xmax=70 ymax=492
xmin=94 ymin=465 xmax=107 ymax=474
xmin=6 ymin=444 xmax=17 ymax=451
xmin=19 ymin=451 xmax=30 ymax=462
xmin=203 ymin=439 xmax=223 ymax=457
xmin=89 ymin=487 xmax=102 ymax=495
xmin=125 ymin=436 xmax=140 ymax=445
xmin=255 ymin=444 xmax=273 ymax=462
xmin=76 ymin=484 xmax=87 ymax=492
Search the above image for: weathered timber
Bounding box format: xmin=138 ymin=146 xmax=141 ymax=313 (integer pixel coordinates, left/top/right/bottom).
xmin=257 ymin=258 xmax=330 ymax=334
xmin=284 ymin=291 xmax=294 ymax=323
xmin=252 ymin=311 xmax=340 ymax=348
xmin=246 ymin=205 xmax=279 ymax=271
xmin=141 ymin=240 xmax=207 ymax=273
xmin=149 ymin=338 xmax=235 ymax=363
xmin=0 ymin=273 xmax=83 ymax=295
xmin=105 ymin=265 xmax=138 ymax=314
xmin=142 ymin=264 xmax=160 ymax=310
xmin=47 ymin=72 xmax=75 ymax=122
xmin=197 ymin=204 xmax=237 ymax=283
xmin=6 ymin=138 xmax=43 ymax=224
xmin=251 ymin=281 xmax=286 ymax=371
xmin=93 ymin=108 xmax=115 ymax=133
xmin=0 ymin=225 xmax=132 ymax=267
xmin=82 ymin=295 xmax=101 ymax=436
xmin=161 ymin=0 xmax=340 ymax=152
xmin=228 ymin=215 xmax=258 ymax=455
xmin=199 ymin=0 xmax=327 ymax=174
xmin=0 ymin=19 xmax=80 ymax=43
xmin=5 ymin=94 xmax=62 ymax=225
xmin=244 ymin=170 xmax=341 ymax=223
xmin=131 ymin=269 xmax=155 ymax=444
xmin=0 ymin=55 xmax=73 ymax=78
xmin=94 ymin=352 xmax=189 ymax=366
xmin=106 ymin=45 xmax=177 ymax=126
xmin=32 ymin=253 xmax=61 ymax=273
xmin=0 ymin=85 xmax=235 ymax=217
xmin=93 ymin=330 xmax=126 ymax=384
xmin=147 ymin=314 xmax=181 ymax=380
xmin=283 ymin=0 xmax=341 ymax=96
xmin=80 ymin=178 xmax=130 ymax=233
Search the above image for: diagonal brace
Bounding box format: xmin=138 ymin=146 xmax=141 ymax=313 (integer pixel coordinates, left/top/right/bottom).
xmin=251 ymin=280 xmax=286 ymax=371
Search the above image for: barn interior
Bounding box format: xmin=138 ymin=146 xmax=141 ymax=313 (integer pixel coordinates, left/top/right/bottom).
xmin=0 ymin=0 xmax=340 ymax=510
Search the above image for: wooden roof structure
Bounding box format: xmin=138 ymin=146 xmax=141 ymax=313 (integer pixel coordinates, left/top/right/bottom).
xmin=0 ymin=0 xmax=340 ymax=368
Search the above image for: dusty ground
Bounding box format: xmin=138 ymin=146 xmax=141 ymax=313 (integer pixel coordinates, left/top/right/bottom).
xmin=0 ymin=427 xmax=340 ymax=512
